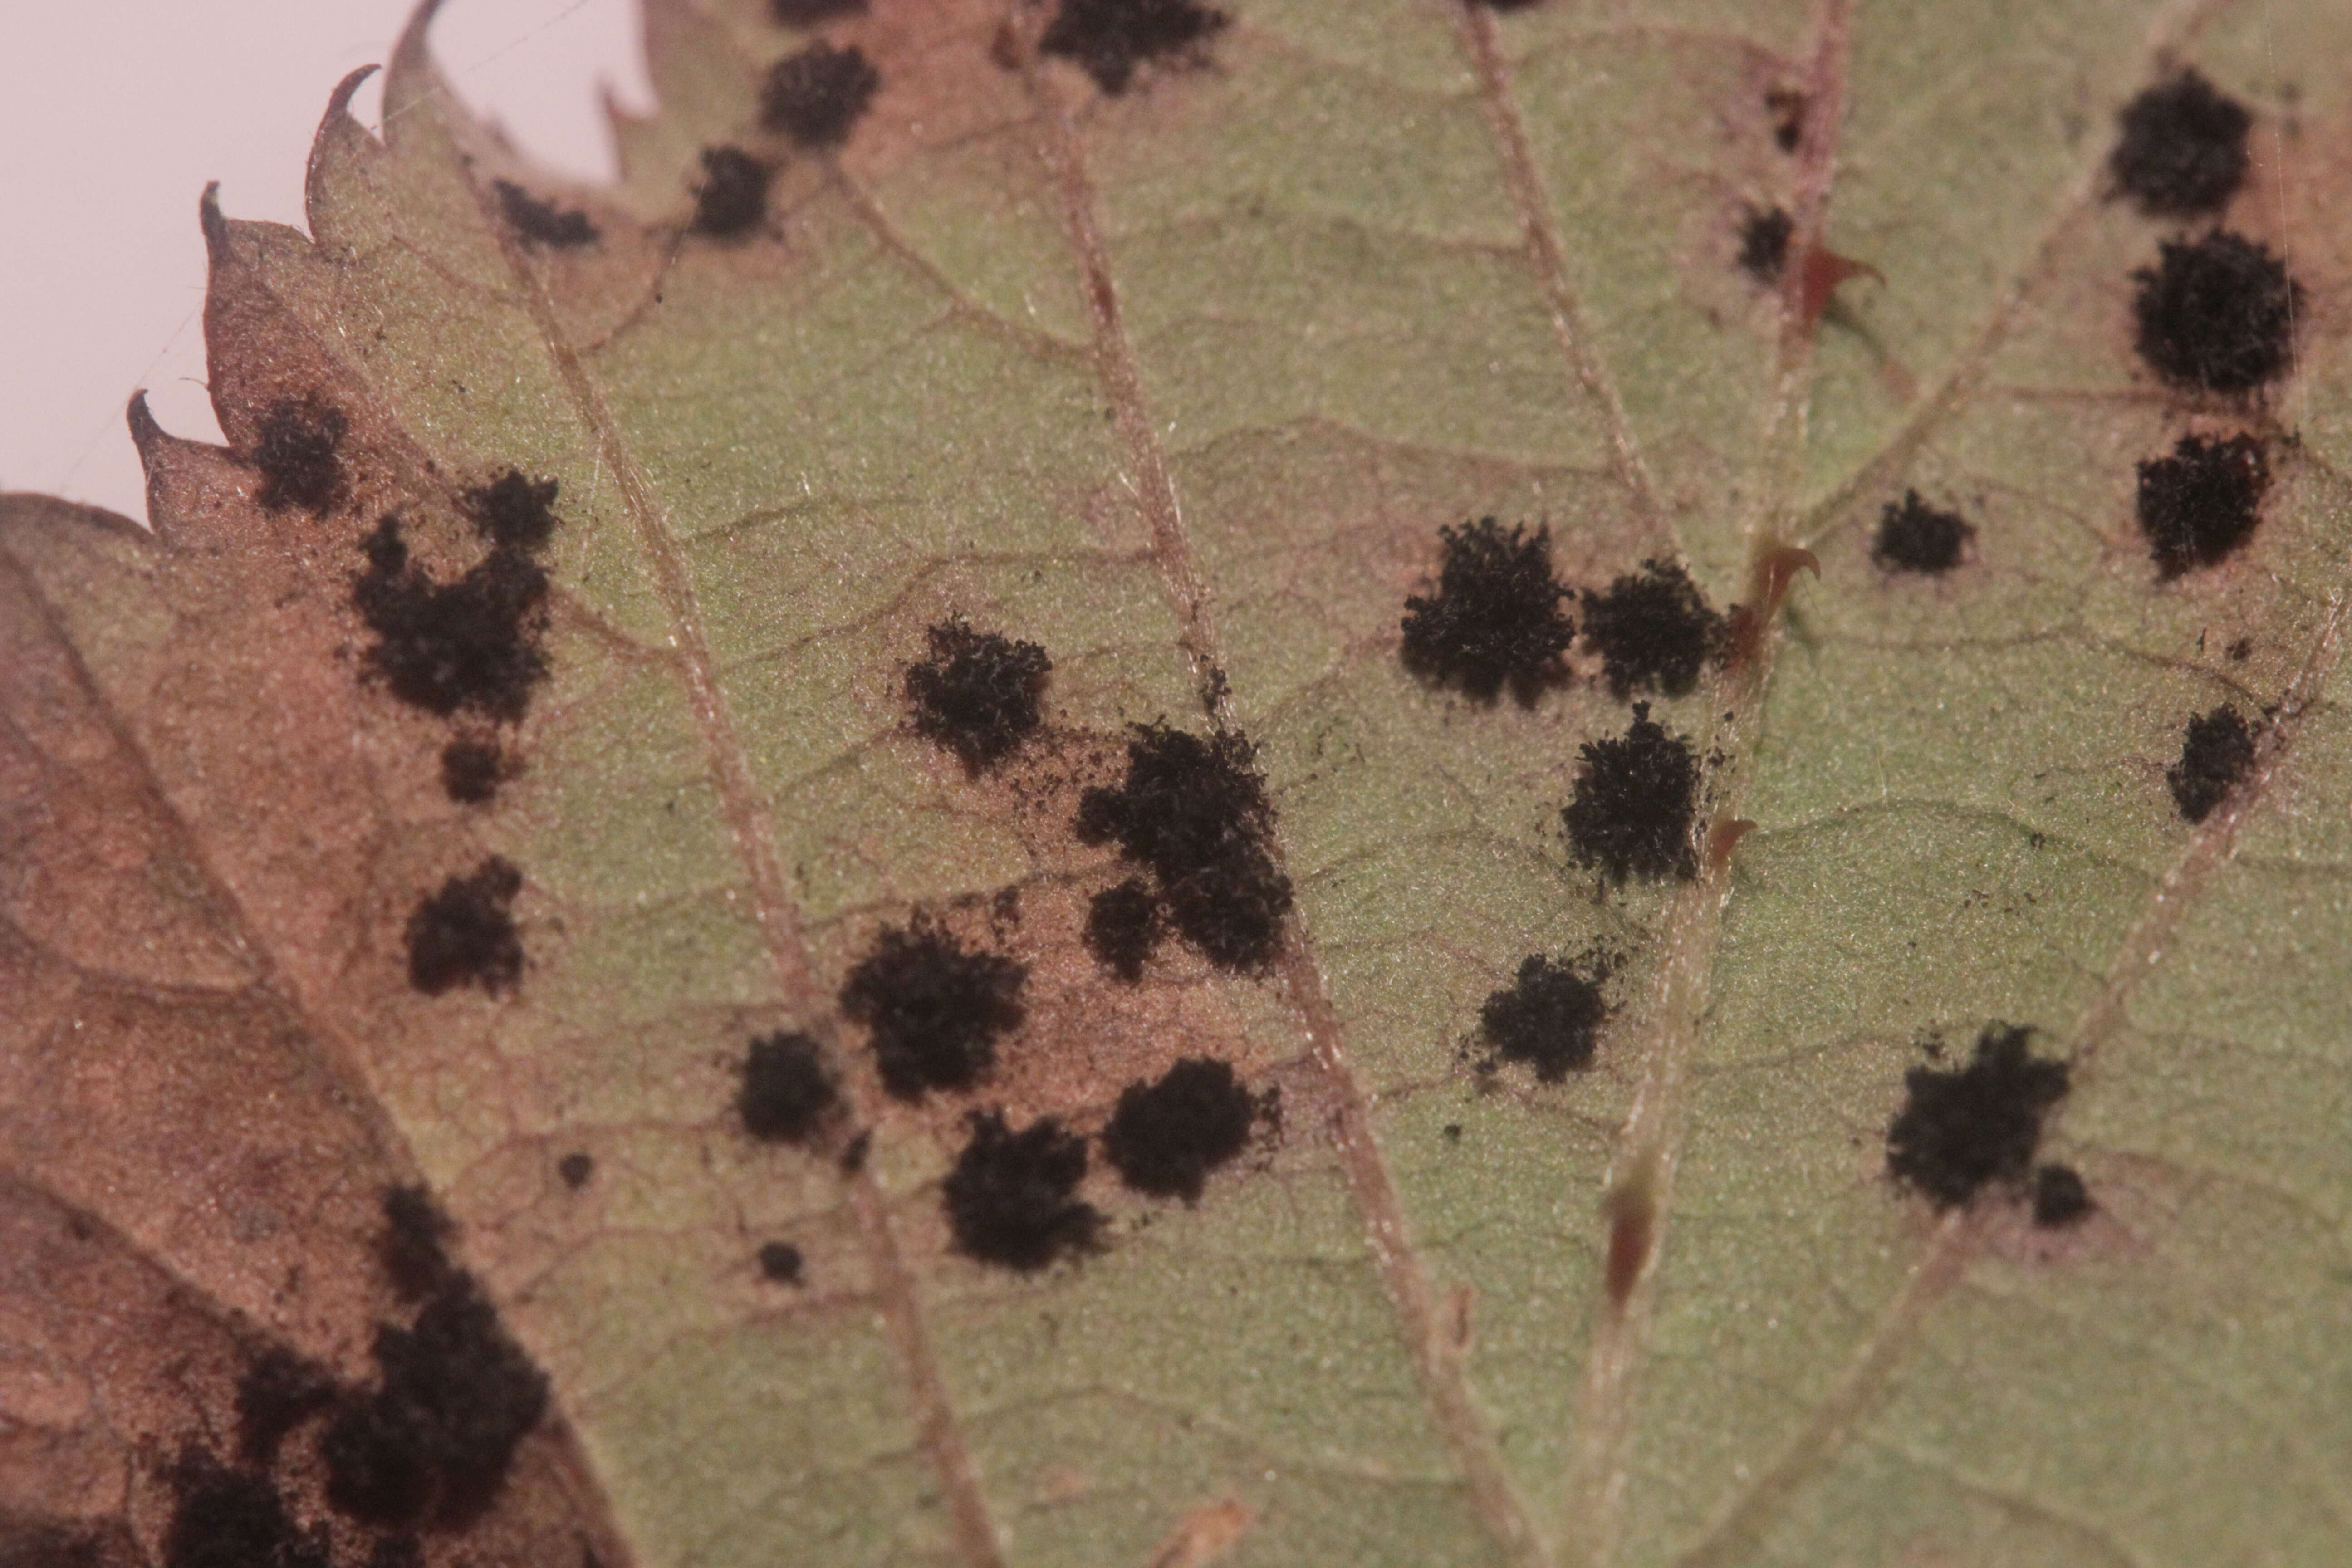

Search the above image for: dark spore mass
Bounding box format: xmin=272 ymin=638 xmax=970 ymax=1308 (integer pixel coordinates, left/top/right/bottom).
xmin=404 ymin=857 xmax=525 ymax=998
xmin=692 ymin=146 xmax=771 ymax=238
xmin=1101 ymin=1057 xmax=1258 ymax=1202
xmin=2166 ymin=705 xmax=2256 ymax=823
xmin=1766 ymin=86 xmax=1808 ymax=152
xmin=1738 ymin=205 xmax=1793 ymax=281
xmin=557 ymin=1152 xmax=594 ymax=1190
xmin=1400 ymin=517 xmax=1576 ymax=703
xmin=439 ymin=737 xmax=506 ymax=804
xmin=378 ymin=1185 xmax=455 ymax=1302
xmin=354 ymin=517 xmax=551 ymax=723
xmin=1077 ymin=723 xmax=1294 ymax=972
xmin=1084 ymin=876 xmax=1162 ymax=981
xmin=839 ymin=921 xmax=1027 ymax=1100
xmin=756 ymin=1240 xmax=805 ymax=1284
xmin=494 ymin=180 xmax=598 ymax=249
xmin=167 ymin=1453 xmax=328 ymax=1568
xmin=942 ymin=1111 xmax=1104 ymax=1270
xmin=235 ymin=1348 xmax=338 ymax=1465
xmin=1872 ymin=490 xmax=1975 ymax=574
xmin=738 ymin=1030 xmax=840 ymax=1143
xmin=1480 ymin=952 xmax=1612 ymax=1081
xmin=2032 ymin=1163 xmax=2094 ymax=1228
xmin=904 ymin=618 xmax=1052 ymax=770
xmin=1885 ymin=1024 xmax=2069 ymax=1209
xmin=2131 ymin=231 xmax=2299 ymax=393
xmin=1581 ymin=559 xmax=1725 ymax=699
xmin=253 ymin=397 xmax=349 ymax=516
xmin=1562 ymin=703 xmax=1700 ymax=883
xmin=323 ymin=1273 xmax=549 ymax=1530
xmin=2110 ymin=70 xmax=2251 ymax=216
xmin=760 ymin=41 xmax=880 ymax=148
xmin=2136 ymin=433 xmax=2269 ymax=578
xmin=463 ymin=469 xmax=561 ymax=554
xmin=1042 ymin=0 xmax=1229 ymax=95
xmin=771 ymin=0 xmax=866 ymax=23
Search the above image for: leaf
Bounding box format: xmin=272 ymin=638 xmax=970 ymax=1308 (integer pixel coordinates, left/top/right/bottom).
xmin=5 ymin=0 xmax=2351 ymax=1565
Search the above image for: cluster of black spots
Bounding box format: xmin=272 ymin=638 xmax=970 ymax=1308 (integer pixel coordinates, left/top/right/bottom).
xmin=943 ymin=1111 xmax=1104 ymax=1270
xmin=1076 ymin=723 xmax=1294 ymax=972
xmin=1885 ymin=1024 xmax=2069 ymax=1209
xmin=2109 ymin=70 xmax=2251 ymax=217
xmin=692 ymin=146 xmax=771 ymax=239
xmin=904 ymin=618 xmax=1053 ymax=770
xmin=253 ymin=397 xmax=350 ymax=516
xmin=438 ymin=736 xmax=509 ymax=804
xmin=2166 ymin=705 xmax=2257 ymax=823
xmin=1871 ymin=490 xmax=1975 ymax=574
xmin=760 ymin=41 xmax=880 ymax=149
xmin=1478 ymin=952 xmax=1612 ymax=1082
xmin=404 ymin=857 xmax=525 ymax=997
xmin=166 ymin=1451 xmax=329 ymax=1568
xmin=1562 ymin=703 xmax=1700 ymax=883
xmin=1400 ymin=518 xmax=1577 ymax=703
xmin=772 ymin=0 xmax=865 ymax=23
xmin=494 ymin=180 xmax=598 ymax=249
xmin=840 ymin=921 xmax=1027 ymax=1099
xmin=738 ymin=1030 xmax=840 ymax=1142
xmin=1083 ymin=877 xmax=1161 ymax=981
xmin=235 ymin=1348 xmax=339 ymax=1466
xmin=322 ymin=1271 xmax=550 ymax=1529
xmin=756 ymin=1240 xmax=805 ymax=1284
xmin=2031 ymin=1163 xmax=2093 ymax=1228
xmin=1040 ymin=0 xmax=1230 ymax=95
xmin=2131 ymin=232 xmax=2299 ymax=393
xmin=1580 ymin=559 xmax=1725 ymax=699
xmin=1100 ymin=1058 xmax=1260 ymax=1202
xmin=462 ymin=469 xmax=560 ymax=554
xmin=556 ymin=1152 xmax=594 ymax=1190
xmin=1737 ymin=205 xmax=1793 ymax=282
xmin=354 ymin=517 xmax=551 ymax=723
xmin=2136 ymin=433 xmax=2269 ymax=577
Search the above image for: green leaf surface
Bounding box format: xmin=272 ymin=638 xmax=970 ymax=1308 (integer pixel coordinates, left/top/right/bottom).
xmin=5 ymin=1 xmax=2351 ymax=1566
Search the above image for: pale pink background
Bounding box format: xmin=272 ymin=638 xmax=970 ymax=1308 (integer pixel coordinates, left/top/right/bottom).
xmin=0 ymin=0 xmax=654 ymax=522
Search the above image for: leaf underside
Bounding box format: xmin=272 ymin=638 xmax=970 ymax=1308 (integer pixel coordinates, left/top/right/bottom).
xmin=5 ymin=2 xmax=2352 ymax=1567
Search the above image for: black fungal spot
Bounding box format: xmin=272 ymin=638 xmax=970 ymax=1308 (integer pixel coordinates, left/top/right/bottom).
xmin=2110 ymin=69 xmax=2251 ymax=217
xmin=2031 ymin=1163 xmax=2093 ymax=1227
xmin=1562 ymin=703 xmax=1700 ymax=883
xmin=2166 ymin=705 xmax=2256 ymax=823
xmin=1077 ymin=723 xmax=1294 ymax=972
xmin=1400 ymin=517 xmax=1576 ymax=703
xmin=756 ymin=1241 xmax=805 ymax=1284
xmin=1581 ymin=559 xmax=1725 ymax=699
xmin=463 ymin=470 xmax=561 ymax=555
xmin=738 ymin=1031 xmax=840 ymax=1143
xmin=839 ymin=921 xmax=1027 ymax=1100
xmin=1100 ymin=1058 xmax=1259 ymax=1202
xmin=253 ymin=397 xmax=349 ymax=517
xmin=904 ymin=618 xmax=1052 ymax=770
xmin=1041 ymin=0 xmax=1230 ymax=95
xmin=1470 ymin=0 xmax=1547 ymax=10
xmin=378 ymin=1186 xmax=455 ymax=1303
xmin=235 ymin=1348 xmax=338 ymax=1465
xmin=354 ymin=518 xmax=551 ymax=724
xmin=167 ymin=1452 xmax=329 ymax=1568
xmin=439 ymin=737 xmax=507 ymax=804
xmin=838 ymin=1129 xmax=872 ymax=1175
xmin=2136 ymin=433 xmax=2269 ymax=578
xmin=771 ymin=0 xmax=866 ymax=23
xmin=942 ymin=1111 xmax=1103 ymax=1270
xmin=1872 ymin=490 xmax=1975 ymax=574
xmin=1737 ymin=205 xmax=1793 ymax=282
xmin=404 ymin=857 xmax=525 ymax=998
xmin=692 ymin=146 xmax=770 ymax=239
xmin=556 ymin=1152 xmax=593 ymax=1190
xmin=1885 ymin=1024 xmax=2068 ymax=1209
xmin=322 ymin=1272 xmax=549 ymax=1530
xmin=368 ymin=1539 xmax=423 ymax=1568
xmin=1083 ymin=877 xmax=1161 ymax=981
xmin=760 ymin=41 xmax=880 ymax=149
xmin=2228 ymin=636 xmax=2253 ymax=661
xmin=1766 ymin=86 xmax=1808 ymax=152
xmin=2131 ymin=231 xmax=2299 ymax=393
xmin=494 ymin=180 xmax=598 ymax=249
xmin=1479 ymin=952 xmax=1613 ymax=1082
xmin=1442 ymin=1122 xmax=1464 ymax=1142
